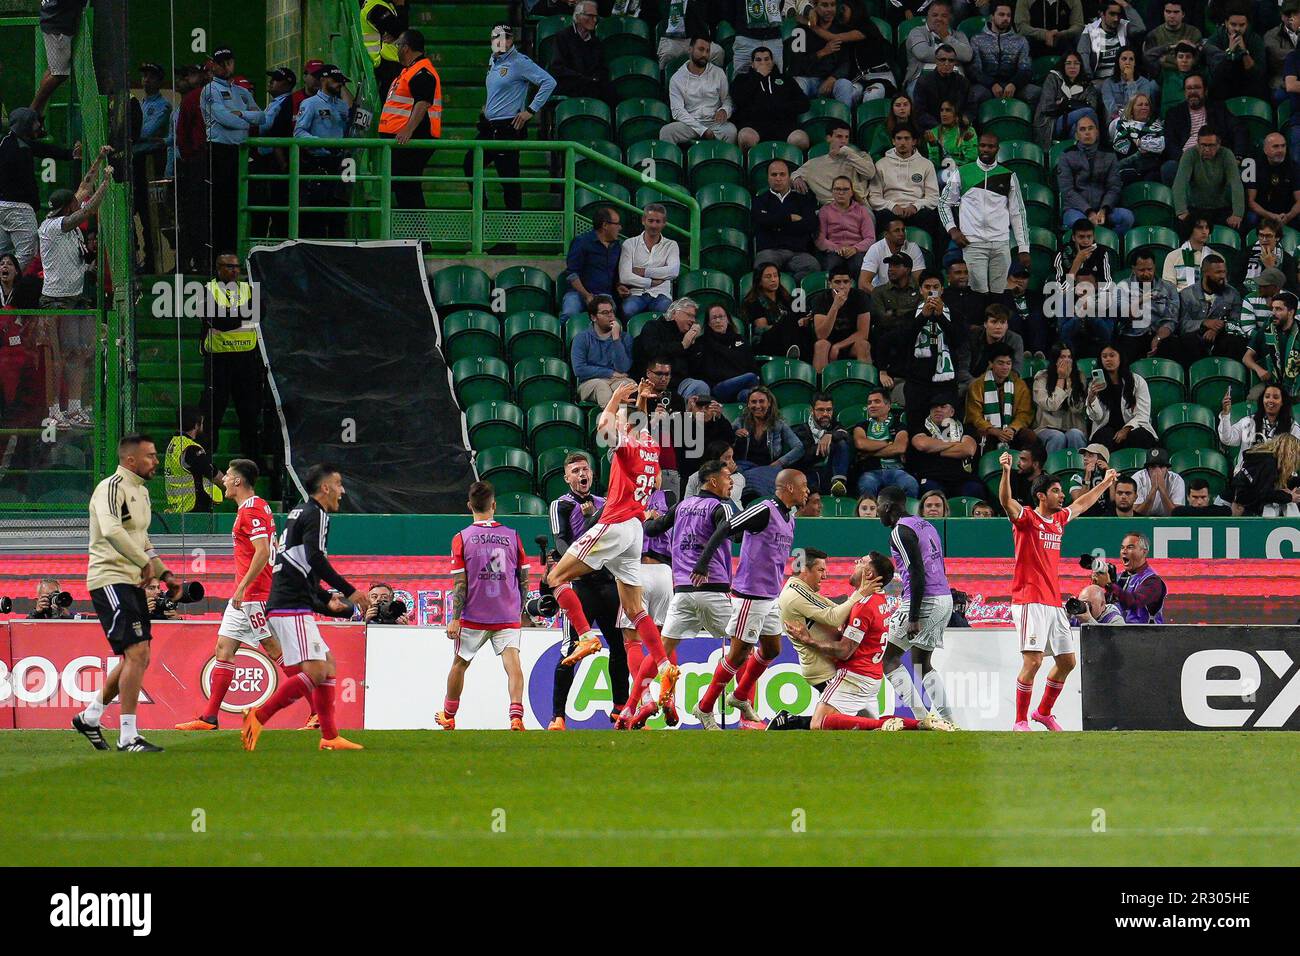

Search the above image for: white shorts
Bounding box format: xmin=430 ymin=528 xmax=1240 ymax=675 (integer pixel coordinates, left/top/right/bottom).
xmin=569 ymin=518 xmax=643 ymax=586
xmin=1012 ymin=603 xmax=1076 ymax=656
xmin=455 ymin=626 xmax=521 ymax=662
xmin=886 ymin=593 xmax=953 ymax=652
xmin=217 ymin=600 xmax=271 ymax=646
xmin=726 ymin=595 xmax=783 ymax=645
xmin=616 ymin=562 xmax=672 ymax=627
xmin=662 ymin=590 xmax=732 ymax=641
xmin=44 ymin=32 xmax=73 ymax=76
xmin=819 ymin=668 xmax=882 ymax=718
xmin=268 ymin=613 xmax=329 ymax=667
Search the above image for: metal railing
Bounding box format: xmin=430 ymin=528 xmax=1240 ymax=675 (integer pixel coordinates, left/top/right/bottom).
xmin=236 ymin=137 xmax=701 ymax=267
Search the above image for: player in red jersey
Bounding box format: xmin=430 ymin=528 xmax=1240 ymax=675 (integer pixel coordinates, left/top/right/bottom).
xmin=534 ymin=379 xmax=681 ymax=713
xmin=791 ymin=553 xmax=953 ymax=731
xmin=998 ymin=450 xmax=1117 ymax=731
xmin=176 ymin=458 xmax=297 ymax=730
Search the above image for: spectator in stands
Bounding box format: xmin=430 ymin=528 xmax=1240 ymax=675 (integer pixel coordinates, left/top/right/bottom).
xmin=791 ymin=0 xmax=869 ymax=108
xmin=661 ymin=36 xmax=737 ymax=145
xmin=1172 ymin=127 xmax=1243 ymax=237
xmin=688 ymin=304 xmax=760 ymax=402
xmin=201 ymin=47 xmax=264 ymax=266
xmin=619 ymin=203 xmax=680 ymax=317
xmin=1238 ymin=265 xmax=1286 ymax=354
xmin=684 ymin=438 xmax=746 ymax=506
xmin=942 ymin=259 xmax=984 ymax=329
xmin=1161 ymin=215 xmax=1210 ymax=291
xmin=732 ymin=386 xmax=805 ymax=496
xmin=1143 ymin=0 xmax=1201 ymax=74
xmin=202 ymin=252 xmax=263 ymax=462
xmin=294 ymin=65 xmax=352 ymax=239
xmin=1244 ymin=291 xmax=1300 ymax=398
xmin=1162 ymin=73 xmax=1243 ymax=184
xmin=0 ymin=253 xmax=37 ymax=426
xmin=868 ymin=254 xmax=923 ymax=358
xmin=793 ymin=121 xmax=877 ymax=204
xmin=992 ymin=260 xmax=1048 ymax=354
xmin=965 ymin=342 xmax=1034 ymax=454
xmin=1231 ymin=431 xmax=1300 ymax=515
xmin=1204 ymin=3 xmax=1268 ymax=102
xmin=1058 ymin=114 xmax=1134 ymax=235
xmin=1119 ymin=251 xmax=1180 ymax=363
xmin=1033 ymin=50 xmax=1102 ymax=149
xmin=1015 ymin=0 xmax=1085 ymax=58
xmin=856 ymin=493 xmax=878 ymax=517
xmin=1086 ymin=343 xmax=1158 ymax=449
xmin=919 ymin=488 xmax=951 ymax=516
xmin=816 ymin=175 xmax=875 ymax=275
xmin=1110 ymin=473 xmax=1139 ymax=516
xmin=904 ymin=2 xmax=974 ymax=94
xmin=632 ymin=298 xmax=712 ymax=400
xmin=466 ymin=25 xmax=555 ymax=216
xmin=561 ymin=205 xmax=624 ymax=322
xmin=1246 ymin=134 xmax=1300 ymax=231
xmin=30 ymin=0 xmax=87 ymax=117
xmin=868 ymin=126 xmax=943 ymax=252
xmin=853 ymin=385 xmax=918 ymax=497
xmin=914 ymin=47 xmax=971 ymax=132
xmin=1172 ymin=476 xmax=1234 ymax=515
xmin=859 ymin=217 xmax=926 ymax=288
xmin=970 ymin=304 xmax=1026 ymax=377
xmin=810 ymin=0 xmax=899 ymax=103
xmin=1069 ymin=441 xmax=1113 ymax=512
xmin=1264 ymin=2 xmax=1300 ymax=93
xmin=910 ymin=392 xmax=984 ymax=499
xmin=1131 ymin=446 xmax=1185 ymax=515
xmin=639 ymin=357 xmax=690 ymax=493
xmin=969 ymin=3 xmax=1035 ymax=108
xmin=572 ymin=295 xmax=633 ymax=406
xmin=791 ymin=392 xmax=852 ymax=496
xmin=1220 ymin=382 xmax=1300 ymax=474
xmin=1008 ymin=439 xmax=1048 ymax=504
xmin=798 ymin=490 xmax=824 ymax=516
xmin=753 ymin=160 xmax=821 ymax=281
xmin=1245 ymin=225 xmax=1296 ymax=286
xmin=548 ymin=2 xmax=609 ymax=102
xmin=380 ymin=32 xmax=441 ymax=212
xmin=1169 ymin=253 xmax=1246 ymax=364
xmin=249 ymin=68 xmax=296 ymax=241
xmin=656 ymin=1 xmax=724 ymax=70
xmin=1063 ymin=272 xmax=1122 ymax=358
xmin=941 ymin=130 xmax=1032 ymax=295
xmin=924 ymin=100 xmax=978 ymax=188
xmin=1054 ymin=217 xmax=1116 ymax=284
xmin=811 ymin=266 xmax=873 ymax=370
xmin=896 ymin=270 xmax=973 ymax=426
xmin=733 ymin=46 xmax=812 ymax=151
xmin=1109 ymin=93 xmax=1164 ymax=186
xmin=743 ymin=263 xmax=812 ymax=359
xmin=1099 ymin=49 xmax=1157 ymax=122
xmin=1033 ymin=344 xmax=1089 ymax=452
xmin=723 ymin=0 xmax=786 ymax=73
xmin=678 ymin=395 xmax=738 ymax=483
xmin=292 ymin=59 xmax=324 ymax=118
xmin=0 ymin=109 xmax=78 ymax=269
xmin=1078 ymin=1 xmax=1146 ymax=83
xmin=163 ymin=406 xmax=224 ymax=514
xmin=863 ymin=94 xmax=915 ymax=158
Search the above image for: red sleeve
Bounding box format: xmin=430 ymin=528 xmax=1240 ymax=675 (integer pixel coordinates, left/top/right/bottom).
xmin=245 ymin=511 xmax=270 ymax=541
xmin=1057 ymin=508 xmax=1073 ymax=531
xmin=449 ymin=532 xmax=465 ymax=573
xmin=1010 ymin=507 xmax=1034 ymax=529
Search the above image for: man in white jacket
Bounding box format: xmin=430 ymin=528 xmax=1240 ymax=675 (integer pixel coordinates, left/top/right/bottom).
xmin=940 ymin=130 xmax=1032 ymax=294
xmin=660 ymin=37 xmax=737 ymax=145
xmin=867 ymin=126 xmax=943 ymax=260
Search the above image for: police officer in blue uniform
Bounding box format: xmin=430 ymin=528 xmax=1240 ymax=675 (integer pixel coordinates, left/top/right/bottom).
xmin=200 ymin=46 xmax=264 ymax=264
xmin=294 ymin=64 xmax=352 ymax=238
xmin=132 ymin=63 xmax=171 ymax=271
xmin=251 ymin=67 xmax=296 ymax=239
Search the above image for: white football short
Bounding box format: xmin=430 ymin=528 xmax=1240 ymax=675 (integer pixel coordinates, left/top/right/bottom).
xmin=268 ymin=612 xmax=329 ymax=667
xmin=819 ymin=668 xmax=882 ymax=718
xmin=217 ymin=600 xmax=272 ymax=646
xmin=44 ymin=33 xmax=72 ymax=76
xmin=886 ymin=593 xmax=954 ymax=652
xmin=1012 ymin=602 xmax=1076 ymax=656
xmin=455 ymin=626 xmax=521 ymax=662
xmin=726 ymin=595 xmax=783 ymax=645
xmin=662 ymin=590 xmax=732 ymax=641
xmin=616 ymin=562 xmax=672 ymax=627
xmin=569 ymin=518 xmax=643 ymax=586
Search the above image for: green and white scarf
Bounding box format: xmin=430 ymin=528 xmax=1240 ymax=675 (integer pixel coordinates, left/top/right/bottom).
xmin=613 ymin=0 xmax=644 ymax=16
xmin=862 ymin=414 xmax=901 ymax=469
xmin=661 ymin=0 xmax=685 ymax=35
xmin=913 ymin=309 xmax=955 ymax=382
xmin=1263 ymin=320 xmax=1300 ymax=392
xmin=981 ymin=371 xmax=1015 ymax=429
xmin=1231 ymin=278 xmax=1268 ymax=339
xmin=744 ymin=0 xmax=782 ymax=30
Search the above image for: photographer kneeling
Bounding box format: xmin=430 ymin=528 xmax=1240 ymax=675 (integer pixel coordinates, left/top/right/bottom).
xmin=145 ymin=579 xmax=182 ymax=620
xmin=1067 ymin=585 xmax=1124 ymax=626
xmin=1088 ymin=532 xmax=1167 ymax=624
xmin=363 ymin=582 xmax=410 ymax=625
xmin=29 ymin=576 xmax=75 ymax=619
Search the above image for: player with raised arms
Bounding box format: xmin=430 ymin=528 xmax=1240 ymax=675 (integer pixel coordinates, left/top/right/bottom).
xmin=998 ymin=450 xmax=1117 ymax=731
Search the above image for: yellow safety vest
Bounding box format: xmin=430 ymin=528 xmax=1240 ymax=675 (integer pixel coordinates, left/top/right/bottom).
xmin=205 ymin=279 xmax=258 ymax=353
xmin=165 ymin=434 xmax=224 ymax=513
xmin=361 ymin=0 xmax=400 ymax=66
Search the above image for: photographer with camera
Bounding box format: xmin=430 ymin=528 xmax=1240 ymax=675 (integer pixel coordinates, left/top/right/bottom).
xmin=1066 ymin=585 xmax=1124 ymax=626
xmin=1086 ymin=532 xmax=1167 ymax=623
xmin=28 ymin=576 xmax=74 ymax=619
xmin=144 ymin=578 xmax=182 ymax=620
xmin=363 ymin=582 xmax=410 ymax=625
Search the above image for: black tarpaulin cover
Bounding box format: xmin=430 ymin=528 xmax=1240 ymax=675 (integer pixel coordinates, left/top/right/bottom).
xmin=247 ymin=240 xmax=476 ymax=513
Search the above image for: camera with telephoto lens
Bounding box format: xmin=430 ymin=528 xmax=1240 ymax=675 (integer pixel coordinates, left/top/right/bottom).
xmin=373 ymin=597 xmax=408 ymax=624
xmin=1064 ymin=596 xmax=1089 ymax=617
xmin=158 ymin=580 xmax=204 ymax=615
xmin=29 ymin=590 xmax=73 ymax=618
xmin=1078 ymin=553 xmax=1117 ymax=582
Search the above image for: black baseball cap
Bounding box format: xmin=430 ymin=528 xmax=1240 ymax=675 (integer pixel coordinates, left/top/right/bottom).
xmin=1146 ymin=448 xmax=1171 ymax=468
xmin=267 ymin=66 xmax=297 ymax=85
xmin=883 ymin=253 xmax=913 ymax=269
xmin=209 ymin=47 xmax=234 ymax=63
xmin=1009 ymin=261 xmax=1030 ymax=278
xmin=929 ymin=392 xmax=958 ymax=410
xmin=320 ymin=64 xmax=350 ymax=83
xmin=139 ymin=62 xmax=164 ymax=76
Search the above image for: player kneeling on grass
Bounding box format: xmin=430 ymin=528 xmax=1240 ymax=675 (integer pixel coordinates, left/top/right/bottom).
xmin=437 ymin=481 xmax=532 ymax=731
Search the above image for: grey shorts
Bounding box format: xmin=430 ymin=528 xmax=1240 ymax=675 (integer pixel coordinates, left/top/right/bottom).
xmin=44 ymin=32 xmax=73 ymax=76
xmin=41 ymin=296 xmax=94 ymax=353
xmin=886 ymin=593 xmax=954 ymax=652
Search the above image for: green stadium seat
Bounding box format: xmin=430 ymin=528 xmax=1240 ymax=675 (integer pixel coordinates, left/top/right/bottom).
xmin=715 ymin=19 xmax=736 ymax=53
xmin=855 ymin=97 xmax=891 ymax=142
xmin=537 ymin=447 xmax=594 ymax=501
xmin=609 ymin=55 xmax=661 ymax=102
xmin=1131 ymin=356 xmax=1186 ymax=412
xmin=678 ymin=268 xmax=737 ymax=314
xmin=504 ymin=311 xmax=565 ymax=362
xmin=1001 ymin=142 xmax=1047 ymax=187
xmin=535 ymin=15 xmax=570 ymax=67
xmin=822 ymin=495 xmax=858 ymax=516
xmin=597 ymin=15 xmax=653 ymax=60
xmin=496 ymin=492 xmax=548 ymax=516
xmin=760 ymin=358 xmax=817 ymax=407
xmin=527 ymin=401 xmax=587 ymax=453
xmin=625 ymin=312 xmax=659 ymax=338
xmin=452 ymin=356 xmax=511 ymax=406
xmin=977 ymin=449 xmax=1005 ymax=482
xmin=1045 ymin=449 xmax=1084 ymax=479
xmin=1124 ymin=225 xmax=1179 ymax=266
xmin=1076 ymin=357 xmax=1097 ymax=379
xmin=477 ymin=447 xmax=535 ymax=495
xmin=698 ymin=182 xmax=751 ymax=232
xmin=1226 ymin=96 xmax=1275 ymax=143
xmin=1048 ymin=138 xmax=1075 ymax=170
xmin=565 ymin=314 xmax=591 ymax=350
xmin=687 ymin=140 xmax=745 ymax=189
xmin=442 ymin=310 xmax=502 ymax=364
xmin=554 ymin=97 xmax=612 ymax=143
xmin=699 ymin=227 xmax=752 ymax=279
xmin=1156 ymin=402 xmax=1218 ymax=452
xmin=870 ymin=16 xmax=893 ymax=45
xmin=898 ymin=16 xmax=925 ymax=44
xmin=799 ymin=97 xmax=852 ymax=144
xmin=948 ymin=495 xmax=985 ymax=517
xmin=747 ymin=141 xmax=804 ymax=193
xmin=1188 ymin=356 xmax=1248 ymax=408
xmin=782 ymin=403 xmax=812 ymax=427
xmin=979 ymin=98 xmax=1032 ymax=141
xmin=514 ymin=357 xmax=573 ymax=407
xmin=822 ymin=360 xmax=879 ymax=407
xmin=907 ymin=228 xmax=933 ymax=271
xmin=1108 ymin=448 xmax=1149 ymax=475
xmin=1170 ymin=448 xmax=1230 ymax=499
xmin=575 ymin=139 xmax=622 ymax=185
xmin=634 ymin=184 xmax=690 ymax=233
xmin=958 ymin=15 xmax=987 ymax=36
xmin=496 ymin=266 xmax=555 ymax=314
xmin=737 ymin=270 xmax=794 ymax=303
xmin=433 ymin=265 xmax=492 ymax=314
xmin=801 ymin=271 xmax=830 ymax=297
xmin=466 ymin=400 xmax=524 ymax=450
xmin=574 ymin=181 xmax=631 ymax=221
xmin=626 ymin=139 xmax=683 ymax=186
xmin=1209 ymin=226 xmax=1243 ymax=277
xmin=1031 ymin=54 xmax=1056 ymax=84
xmin=1021 ymin=355 xmax=1047 ymax=380
xmin=615 ymin=97 xmax=671 ymax=148
xmin=1121 ymin=182 xmax=1175 ymax=228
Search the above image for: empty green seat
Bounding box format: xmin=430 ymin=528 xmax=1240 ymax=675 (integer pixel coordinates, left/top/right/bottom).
xmin=443 ymin=310 xmax=501 ymax=364
xmin=822 ymin=360 xmax=879 ymax=406
xmin=948 ymin=495 xmax=985 ymax=517
xmin=496 ymin=492 xmax=548 ymax=515
xmin=979 ymin=98 xmax=1032 ymax=141
xmin=1226 ymin=95 xmax=1275 ymax=142
xmin=1188 ymin=356 xmax=1247 ymax=408
xmin=1132 ymin=356 xmax=1186 ymax=412
xmin=1156 ymin=402 xmax=1218 ymax=452
xmin=574 ymin=181 xmax=631 ymax=221
xmin=597 ymin=15 xmax=653 ymax=60
xmin=1045 ymin=449 xmax=1084 ymax=478
xmin=760 ymin=358 xmax=817 ymax=407
xmin=626 ymin=139 xmax=683 ymax=186
xmin=1121 ymin=182 xmax=1175 ymax=227
xmin=495 ymin=266 xmax=555 ymax=314
xmin=452 ymin=356 xmax=511 ymax=406
xmin=1019 ymin=179 xmax=1054 ymax=218
xmin=977 ymin=449 xmax=1005 ymax=482
xmin=433 ymin=264 xmax=492 ymax=314
xmin=527 ymin=401 xmax=586 ymax=453
xmin=1108 ymin=448 xmax=1149 ymax=475
xmin=958 ymin=14 xmax=987 ymax=36
xmin=575 ymin=139 xmax=622 ymax=185
xmin=615 ymin=97 xmax=671 ymax=148
xmin=855 ymin=97 xmax=891 ymax=142
xmin=477 ymin=447 xmax=534 ymax=495
xmin=799 ymin=97 xmax=852 ymax=143
xmin=514 ymin=357 xmax=573 ymax=406
xmin=677 ymin=268 xmax=736 ymax=314
xmin=466 ymin=400 xmax=525 ymax=450
xmin=687 ymin=140 xmax=744 ymax=189
xmin=536 ymin=15 xmax=570 ymax=67
xmin=504 ymin=311 xmax=564 ymax=363
xmin=698 ymin=182 xmax=751 ymax=232
xmin=699 ymin=226 xmax=752 ymax=279
xmin=554 ymin=97 xmax=612 ymax=142
xmin=1123 ymin=225 xmax=1179 ymax=266
xmin=565 ymin=314 xmax=591 ymax=350
xmin=609 ymin=55 xmax=661 ymax=101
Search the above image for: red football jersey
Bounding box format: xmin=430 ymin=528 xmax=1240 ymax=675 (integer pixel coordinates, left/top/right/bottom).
xmin=1009 ymin=506 xmax=1071 ymax=606
xmin=839 ymin=593 xmax=887 ymax=679
xmin=600 ymin=430 xmax=660 ymax=524
xmin=233 ymin=496 xmax=276 ymax=602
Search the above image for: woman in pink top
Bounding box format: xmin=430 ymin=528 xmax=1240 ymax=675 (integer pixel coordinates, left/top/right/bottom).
xmin=816 ymin=175 xmax=875 ymax=275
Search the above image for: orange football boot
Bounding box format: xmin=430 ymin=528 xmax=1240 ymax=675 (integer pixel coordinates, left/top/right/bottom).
xmin=175 ymin=717 xmax=218 ymax=731
xmin=435 ymin=711 xmax=456 ymax=730
xmin=319 ymin=736 xmax=364 ymax=750
xmin=656 ymin=662 xmax=681 ymax=709
xmin=547 ymin=716 xmax=566 ymax=730
xmin=510 ymin=717 xmax=525 ymax=731
xmin=560 ymin=633 xmax=603 ymax=666
xmin=240 ymin=708 xmax=263 ymax=751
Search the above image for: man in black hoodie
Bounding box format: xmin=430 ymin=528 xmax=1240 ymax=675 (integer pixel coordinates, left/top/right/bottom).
xmin=1161 ymin=72 xmax=1243 ymax=183
xmin=0 ymin=108 xmax=79 ymax=268
xmin=734 ymin=46 xmax=811 ymax=151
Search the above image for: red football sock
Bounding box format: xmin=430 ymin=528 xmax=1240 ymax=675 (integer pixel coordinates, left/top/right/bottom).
xmin=629 ymin=652 xmax=658 ymax=706
xmin=554 ymin=583 xmax=592 ymax=636
xmin=1015 ymin=680 xmax=1033 ymax=723
xmin=732 ymin=651 xmax=770 ymax=704
xmin=273 ymin=653 xmax=287 ymax=674
xmin=821 ymin=713 xmax=920 ymax=730
xmin=1037 ymin=678 xmax=1065 ymax=717
xmin=697 ymin=658 xmax=738 ymax=712
xmin=256 ymin=671 xmax=315 ymax=724
xmin=509 ymin=702 xmax=524 ymax=722
xmin=632 ymin=610 xmax=666 ymax=665
xmin=204 ymin=661 xmax=236 ymax=722
xmin=443 ymin=697 xmax=460 ymax=716
xmin=624 ymin=639 xmax=644 ymax=690
xmin=312 ymin=678 xmax=337 ymax=739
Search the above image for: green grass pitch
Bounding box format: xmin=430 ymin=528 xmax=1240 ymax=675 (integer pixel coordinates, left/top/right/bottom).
xmin=3 ymin=730 xmax=1296 ymax=866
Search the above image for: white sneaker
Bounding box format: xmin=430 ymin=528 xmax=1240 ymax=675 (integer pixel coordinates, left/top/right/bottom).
xmin=691 ymin=704 xmax=721 ymax=730
xmin=725 ymin=692 xmax=759 ymax=722
xmin=67 ymin=407 xmax=93 ymax=429
xmin=918 ymin=713 xmax=956 ymax=732
xmin=44 ymin=410 xmax=72 ymax=431
xmin=878 ymin=716 xmax=905 ymax=731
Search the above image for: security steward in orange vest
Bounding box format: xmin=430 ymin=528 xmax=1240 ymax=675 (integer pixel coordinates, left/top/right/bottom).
xmin=377 ymin=28 xmax=442 ymax=210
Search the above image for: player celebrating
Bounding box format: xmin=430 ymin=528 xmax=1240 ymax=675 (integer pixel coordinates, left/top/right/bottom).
xmin=998 ymin=451 xmax=1117 ymax=731
xmin=436 ymin=481 xmax=531 ymax=730
xmin=876 ymin=485 xmax=958 ymax=726
xmin=691 ymin=468 xmax=808 ymax=730
xmin=613 ymin=485 xmax=676 ymax=728
xmin=537 ymin=379 xmax=679 ymax=711
xmin=240 ymin=464 xmax=369 ymax=752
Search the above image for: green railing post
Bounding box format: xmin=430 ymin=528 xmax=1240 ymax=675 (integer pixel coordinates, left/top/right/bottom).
xmin=288 ymin=145 xmax=301 ymax=240
xmin=379 ymin=143 xmax=393 ymax=238
xmin=237 ymin=142 xmax=250 ymax=256
xmin=563 ymin=147 xmax=576 ymax=251
xmin=470 ymin=147 xmax=484 ymax=255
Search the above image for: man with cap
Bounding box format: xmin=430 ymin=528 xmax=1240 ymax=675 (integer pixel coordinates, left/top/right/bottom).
xmin=200 ymin=47 xmax=264 ymax=268
xmin=1069 ymin=442 xmax=1113 ymax=515
xmin=132 ymin=63 xmax=171 ymax=272
xmin=378 ymin=30 xmax=442 ymax=210
xmin=292 ymin=60 xmax=325 ymax=119
xmin=31 ymin=0 xmax=87 ymax=117
xmin=0 ymin=108 xmax=80 ymax=269
xmin=463 ymin=24 xmax=556 ymax=215
xmin=250 ymin=67 xmax=297 ymax=239
xmin=908 ymin=391 xmax=985 ymax=500
xmin=294 ymin=65 xmax=352 ymax=238
xmin=1132 ymin=447 xmax=1185 ymax=517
